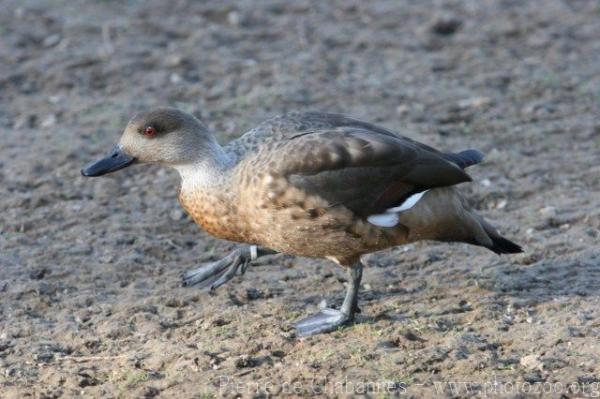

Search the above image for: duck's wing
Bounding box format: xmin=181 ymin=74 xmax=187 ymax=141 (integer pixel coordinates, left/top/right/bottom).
xmin=260 ymin=118 xmax=480 ymax=219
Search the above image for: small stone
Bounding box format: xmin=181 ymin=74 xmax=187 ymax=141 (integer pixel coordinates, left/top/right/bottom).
xmin=520 ymin=354 xmax=543 ymax=370
xmin=585 ymin=228 xmax=598 ymax=238
xmin=211 ymin=318 xmax=230 ymax=327
xmin=78 ymin=372 xmax=99 ymax=387
xmin=30 ymin=267 xmax=49 ymax=280
xmin=169 ymin=209 xmax=185 ymax=221
xmin=526 ymin=228 xmax=535 ymax=236
xmin=517 ymin=253 xmax=541 ymax=265
xmin=568 ymin=327 xmax=585 ymax=337
xmin=165 ymin=298 xmax=186 ymax=308
xmin=523 ymin=371 xmax=544 ymax=383
xmin=37 ymin=282 xmax=56 ymax=296
xmin=14 ymin=114 xmax=37 ymax=129
xmin=48 ymin=95 xmax=62 ymax=104
xmin=245 ymin=288 xmax=263 ymax=300
xmin=431 ymin=15 xmax=462 ymax=36
xmin=143 ymin=386 xmax=160 ymax=398
xmin=34 ymin=352 xmax=54 ymax=363
xmin=43 ymin=34 xmax=61 ymax=48
xmin=457 ymin=97 xmax=492 ymax=110
xmin=396 ymin=104 xmax=410 ymax=115
xmin=578 ymin=376 xmax=600 ymax=384
xmin=377 ymin=340 xmax=398 ymax=349
xmin=539 ymin=206 xmax=557 ymax=219
xmin=169 ymin=73 xmax=182 ymax=84
xmin=165 ymin=54 xmax=183 ymax=68
xmin=235 ymin=355 xmax=258 ymax=368
xmin=227 ymin=11 xmax=241 ymax=26
xmin=41 ymin=114 xmax=57 ymax=128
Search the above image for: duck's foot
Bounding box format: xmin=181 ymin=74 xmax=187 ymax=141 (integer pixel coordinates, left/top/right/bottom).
xmin=294 ymin=308 xmax=352 ymax=336
xmin=181 ymin=247 xmax=247 ymax=289
xmin=295 ymin=261 xmax=364 ymax=337
xmin=181 ymin=246 xmax=275 ymax=290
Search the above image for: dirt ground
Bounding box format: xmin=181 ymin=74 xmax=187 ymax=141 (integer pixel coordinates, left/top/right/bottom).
xmin=1 ymin=0 xmax=599 ymax=397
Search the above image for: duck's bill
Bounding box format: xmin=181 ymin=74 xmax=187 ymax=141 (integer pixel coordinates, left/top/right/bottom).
xmin=81 ymin=146 xmax=136 ymax=177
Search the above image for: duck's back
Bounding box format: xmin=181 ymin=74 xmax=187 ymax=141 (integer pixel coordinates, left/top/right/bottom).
xmin=226 ymin=111 xmax=429 ymax=159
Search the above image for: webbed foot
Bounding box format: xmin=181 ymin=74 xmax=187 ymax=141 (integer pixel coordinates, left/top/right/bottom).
xmin=294 ymin=261 xmax=364 ymax=337
xmin=294 ymin=308 xmax=352 ymax=336
xmin=181 ymin=247 xmax=248 ymax=289
xmin=181 ymin=246 xmax=276 ymax=290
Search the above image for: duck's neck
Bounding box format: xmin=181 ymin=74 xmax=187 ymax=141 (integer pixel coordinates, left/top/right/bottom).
xmin=173 ymin=142 xmax=235 ymax=191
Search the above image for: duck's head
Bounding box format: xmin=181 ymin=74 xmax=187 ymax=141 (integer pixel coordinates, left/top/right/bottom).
xmin=81 ymin=107 xmax=217 ymax=177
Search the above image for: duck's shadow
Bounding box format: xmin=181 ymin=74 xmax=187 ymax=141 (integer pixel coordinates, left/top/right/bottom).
xmin=485 ymin=250 xmax=600 ymax=299
xmin=290 ymin=246 xmax=600 ymax=325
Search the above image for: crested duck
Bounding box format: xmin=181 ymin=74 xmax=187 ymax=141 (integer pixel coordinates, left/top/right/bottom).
xmin=82 ymin=108 xmax=522 ymax=336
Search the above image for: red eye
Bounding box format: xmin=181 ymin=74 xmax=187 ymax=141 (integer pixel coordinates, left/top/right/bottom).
xmin=144 ymin=126 xmax=156 ymax=137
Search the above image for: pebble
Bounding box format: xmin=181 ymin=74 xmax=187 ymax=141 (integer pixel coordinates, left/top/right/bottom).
xmin=520 ymin=354 xmax=543 ymax=370
xmin=539 ymin=206 xmax=557 ymax=219
xmin=517 ymin=253 xmax=541 ymax=265
xmin=495 ymin=199 xmax=507 ymax=209
xmin=41 ymin=114 xmax=57 ymax=128
xmin=430 ymin=14 xmax=462 ymax=36
xmin=396 ymin=104 xmax=410 ymax=115
xmin=227 ymin=11 xmax=241 ymax=26
xmin=34 ymin=352 xmax=54 ymax=363
xmin=245 ymin=288 xmax=263 ymax=300
xmin=169 ymin=209 xmax=185 ymax=221
xmin=37 ymin=282 xmax=57 ymax=296
xmin=30 ymin=267 xmax=49 ymax=280
xmin=143 ymin=386 xmax=160 ymax=398
xmin=526 ymin=228 xmax=535 ymax=236
xmin=43 ymin=34 xmax=61 ymax=48
xmin=165 ymin=54 xmax=183 ymax=68
xmin=169 ymin=73 xmax=182 ymax=84
xmin=457 ymin=96 xmax=492 ymax=110
xmin=523 ymin=371 xmax=544 ymax=383
xmin=235 ymin=355 xmax=258 ymax=368
xmin=480 ymin=178 xmax=492 ymax=187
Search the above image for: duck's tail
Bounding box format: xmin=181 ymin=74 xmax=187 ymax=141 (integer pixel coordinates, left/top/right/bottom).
xmin=485 ymin=231 xmax=523 ymax=254
xmin=444 ymin=151 xmax=522 ymax=255
xmin=472 ymin=213 xmax=523 ymax=254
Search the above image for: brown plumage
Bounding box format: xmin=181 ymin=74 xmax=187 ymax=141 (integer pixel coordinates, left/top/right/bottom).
xmin=82 ymin=107 xmax=522 ymax=336
xmin=176 ymin=111 xmax=519 ymax=264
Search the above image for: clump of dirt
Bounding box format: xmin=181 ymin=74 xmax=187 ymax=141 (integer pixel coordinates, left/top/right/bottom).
xmin=1 ymin=0 xmax=599 ymax=397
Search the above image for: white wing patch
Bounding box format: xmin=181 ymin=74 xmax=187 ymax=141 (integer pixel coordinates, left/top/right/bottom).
xmin=367 ymin=190 xmax=429 ymax=227
xmin=386 ymin=190 xmax=429 ymax=213
xmin=366 ymin=213 xmax=400 ymax=228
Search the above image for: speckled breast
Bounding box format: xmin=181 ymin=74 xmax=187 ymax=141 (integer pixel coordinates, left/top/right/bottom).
xmin=178 ymin=187 xmax=248 ymax=243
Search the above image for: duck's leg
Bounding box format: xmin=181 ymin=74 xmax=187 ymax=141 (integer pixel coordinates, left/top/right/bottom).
xmin=295 ymin=261 xmax=363 ymax=337
xmin=181 ymin=245 xmax=276 ymax=289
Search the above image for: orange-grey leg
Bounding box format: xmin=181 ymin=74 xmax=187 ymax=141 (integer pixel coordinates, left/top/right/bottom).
xmin=181 ymin=245 xmax=276 ymax=289
xmin=295 ymin=261 xmax=363 ymax=337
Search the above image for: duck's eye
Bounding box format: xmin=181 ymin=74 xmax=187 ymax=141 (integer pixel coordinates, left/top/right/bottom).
xmin=143 ymin=126 xmax=156 ymax=137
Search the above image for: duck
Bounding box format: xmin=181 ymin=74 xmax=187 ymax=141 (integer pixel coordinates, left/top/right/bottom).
xmin=81 ymin=107 xmax=522 ymax=336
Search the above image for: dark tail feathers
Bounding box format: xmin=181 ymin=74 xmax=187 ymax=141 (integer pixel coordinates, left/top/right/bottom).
xmin=445 ymin=149 xmax=485 ymax=169
xmin=474 ymin=213 xmax=523 ymax=255
xmin=487 ymin=235 xmax=523 ymax=254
